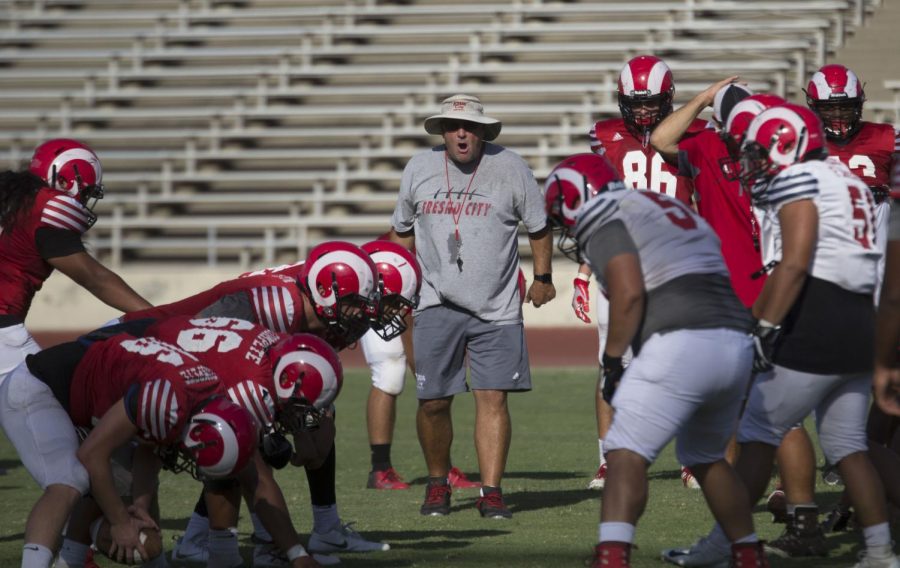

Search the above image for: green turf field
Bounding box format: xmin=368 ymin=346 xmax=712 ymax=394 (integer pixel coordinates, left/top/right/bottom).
xmin=0 ymin=368 xmax=884 ymax=567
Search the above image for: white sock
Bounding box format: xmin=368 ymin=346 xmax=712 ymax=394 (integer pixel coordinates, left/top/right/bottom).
xmin=251 ymin=512 xmax=273 ymax=543
xmin=862 ymin=522 xmax=892 ymax=550
xmin=598 ymin=522 xmax=635 ymax=544
xmin=598 ymin=439 xmax=606 ymax=466
xmin=208 ymin=528 xmax=241 ymax=568
xmin=182 ymin=512 xmax=210 ymax=545
xmin=21 ymin=543 xmax=54 ymax=568
xmin=734 ymin=533 xmax=759 ymax=544
xmin=57 ymin=538 xmax=90 ymax=568
xmin=312 ymin=504 xmax=341 ymax=534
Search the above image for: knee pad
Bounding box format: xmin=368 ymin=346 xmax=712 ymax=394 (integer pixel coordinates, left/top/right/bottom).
xmin=371 ymin=355 xmax=407 ymax=395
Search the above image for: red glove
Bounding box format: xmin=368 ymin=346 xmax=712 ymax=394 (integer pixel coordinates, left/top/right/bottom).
xmin=571 ymin=274 xmax=591 ymax=323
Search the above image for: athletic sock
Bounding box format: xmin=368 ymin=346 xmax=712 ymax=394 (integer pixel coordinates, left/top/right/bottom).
xmin=22 ymin=543 xmax=54 ymax=568
xmin=370 ymin=444 xmax=392 ymax=472
xmin=312 ymin=504 xmax=341 ymax=534
xmin=251 ymin=512 xmax=273 ymax=543
xmin=57 ymin=538 xmax=90 ymax=568
xmin=598 ymin=439 xmax=606 ymax=466
xmin=598 ymin=522 xmax=635 ymax=544
xmin=207 ymin=528 xmax=241 ymax=568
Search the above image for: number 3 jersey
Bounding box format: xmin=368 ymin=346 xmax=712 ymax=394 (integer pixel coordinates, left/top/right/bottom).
xmin=26 ymin=333 xmax=221 ymax=444
xmin=573 ymin=189 xmax=752 ymax=347
xmin=143 ymin=316 xmax=284 ymax=429
xmin=751 ymin=159 xmax=881 ymax=295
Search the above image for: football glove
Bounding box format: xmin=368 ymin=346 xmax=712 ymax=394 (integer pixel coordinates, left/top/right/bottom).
xmin=261 ymin=431 xmax=292 ymax=470
xmin=571 ymin=274 xmax=591 ymax=323
xmin=600 ymin=353 xmax=625 ymax=404
xmin=750 ymin=321 xmax=782 ymax=374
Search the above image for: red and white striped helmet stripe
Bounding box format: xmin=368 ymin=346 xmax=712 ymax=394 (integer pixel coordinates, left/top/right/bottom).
xmin=40 ymin=195 xmax=91 ymax=233
xmin=809 ymin=67 xmax=861 ymax=99
xmin=140 ymin=379 xmax=179 ymax=441
xmin=251 ymin=286 xmax=296 ymax=333
xmin=619 ymin=59 xmax=671 ymax=96
xmin=227 ymin=380 xmax=275 ymax=428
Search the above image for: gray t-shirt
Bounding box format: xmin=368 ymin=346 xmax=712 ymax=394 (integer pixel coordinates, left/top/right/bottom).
xmin=391 ymin=143 xmax=546 ymax=323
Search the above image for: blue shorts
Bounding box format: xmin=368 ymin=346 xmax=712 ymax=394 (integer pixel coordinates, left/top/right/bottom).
xmin=413 ymin=305 xmax=532 ymax=400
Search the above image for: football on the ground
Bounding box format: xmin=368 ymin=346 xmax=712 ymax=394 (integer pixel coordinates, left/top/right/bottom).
xmin=90 ymin=517 xmax=163 ymax=565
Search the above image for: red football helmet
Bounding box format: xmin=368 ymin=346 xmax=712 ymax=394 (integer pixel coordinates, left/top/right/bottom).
xmin=178 ymin=397 xmax=259 ymax=480
xmin=805 ymin=64 xmax=865 ymax=141
xmin=739 ymin=103 xmax=826 ymax=190
xmin=29 ymin=138 xmax=104 ymax=226
xmin=617 ymin=55 xmax=675 ymax=143
xmin=544 ymin=153 xmax=625 ymax=262
xmin=719 ymin=93 xmax=787 ymax=178
xmin=269 ymin=333 xmax=343 ymax=434
xmin=361 ymin=240 xmax=421 ymax=341
xmin=299 ymin=241 xmax=378 ymax=343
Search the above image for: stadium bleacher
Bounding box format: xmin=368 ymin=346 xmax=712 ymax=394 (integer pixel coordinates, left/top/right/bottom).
xmin=0 ymin=0 xmax=890 ymax=269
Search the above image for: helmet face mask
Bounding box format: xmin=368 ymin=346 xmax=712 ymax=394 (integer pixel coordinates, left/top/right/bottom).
xmin=361 ymin=240 xmax=421 ymax=341
xmin=618 ymin=92 xmax=671 ymax=139
xmin=810 ymin=98 xmax=863 ymax=140
xmin=276 ymin=399 xmax=326 ymax=435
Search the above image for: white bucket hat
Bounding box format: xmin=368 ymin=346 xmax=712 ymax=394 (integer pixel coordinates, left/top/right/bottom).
xmin=423 ymin=94 xmax=502 ymax=141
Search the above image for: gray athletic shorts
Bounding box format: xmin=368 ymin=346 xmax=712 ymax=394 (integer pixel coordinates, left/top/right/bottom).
xmin=413 ymin=305 xmax=532 ymax=400
xmin=738 ymin=366 xmax=870 ymax=465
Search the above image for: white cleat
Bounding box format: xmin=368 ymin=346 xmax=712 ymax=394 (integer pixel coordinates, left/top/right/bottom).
xmin=661 ymin=536 xmax=730 ymax=567
xmin=307 ymin=523 xmax=390 ymax=554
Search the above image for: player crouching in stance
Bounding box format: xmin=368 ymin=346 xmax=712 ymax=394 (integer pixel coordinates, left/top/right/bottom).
xmin=0 ymin=328 xmax=257 ymax=568
xmin=665 ymin=105 xmax=899 ymax=568
xmin=544 ymin=153 xmax=765 ymax=568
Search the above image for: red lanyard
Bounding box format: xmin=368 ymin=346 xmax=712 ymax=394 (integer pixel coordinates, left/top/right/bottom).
xmin=445 ymin=151 xmax=481 ymax=243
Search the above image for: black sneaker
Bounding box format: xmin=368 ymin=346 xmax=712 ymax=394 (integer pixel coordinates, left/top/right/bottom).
xmin=475 ymin=491 xmax=512 ymax=519
xmin=764 ymin=507 xmax=827 ymax=558
xmin=420 ymin=481 xmax=451 ymax=516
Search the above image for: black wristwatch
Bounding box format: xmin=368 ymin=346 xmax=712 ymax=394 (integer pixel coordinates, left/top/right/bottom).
xmin=533 ymin=273 xmax=553 ymax=284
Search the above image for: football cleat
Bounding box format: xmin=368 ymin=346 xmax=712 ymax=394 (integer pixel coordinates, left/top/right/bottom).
xmin=475 ymin=490 xmax=512 ymax=519
xmin=448 ymin=466 xmax=481 ymax=489
xmin=172 ymin=533 xmax=209 ymax=564
xmin=588 ymin=463 xmax=607 ymax=490
xmin=661 ymin=536 xmax=731 ymax=567
xmin=731 ymin=541 xmax=770 ymax=567
xmin=764 ymin=506 xmax=827 ymax=558
xmin=420 ymin=481 xmax=452 ymax=516
xmin=307 ymin=522 xmax=390 ymax=554
xmin=681 ymin=466 xmax=701 ymax=489
xmin=367 ymin=467 xmax=410 ymax=490
xmin=592 ymin=541 xmax=632 ymax=568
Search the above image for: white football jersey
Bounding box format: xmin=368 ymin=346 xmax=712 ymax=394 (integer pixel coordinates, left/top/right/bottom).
xmin=752 ymin=160 xmax=880 ymax=294
xmin=574 ymin=189 xmax=728 ymax=291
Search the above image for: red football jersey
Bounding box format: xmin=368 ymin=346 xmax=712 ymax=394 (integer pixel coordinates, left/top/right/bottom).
xmin=145 ymin=316 xmax=284 ymax=429
xmin=69 ymin=333 xmax=221 ymax=444
xmin=124 ymin=273 xmax=306 ymax=334
xmin=677 ymin=129 xmax=765 ymax=307
xmin=589 ymin=117 xmax=708 ymax=205
xmin=825 ymin=122 xmax=898 ymax=190
xmin=0 ymin=187 xmax=91 ymax=318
